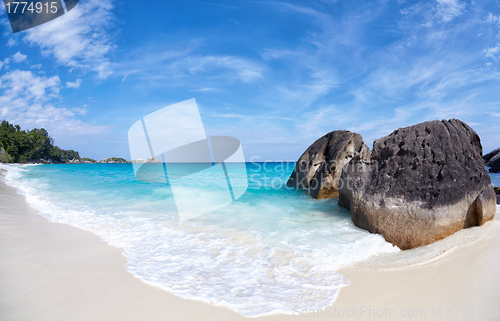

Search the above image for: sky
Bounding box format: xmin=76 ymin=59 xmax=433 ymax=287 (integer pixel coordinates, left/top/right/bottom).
xmin=0 ymin=0 xmax=499 ymax=161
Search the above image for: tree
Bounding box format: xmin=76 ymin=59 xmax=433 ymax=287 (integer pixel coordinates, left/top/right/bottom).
xmin=0 ymin=120 xmax=83 ymax=164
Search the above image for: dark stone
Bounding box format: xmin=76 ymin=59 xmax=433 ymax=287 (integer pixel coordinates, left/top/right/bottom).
xmin=495 ymin=187 xmax=500 ymax=205
xmin=339 ymin=119 xmax=496 ymax=250
xmin=484 ymin=148 xmax=500 ymax=173
xmin=287 ymin=131 xmax=370 ymax=199
xmin=484 ymin=148 xmax=500 ymax=163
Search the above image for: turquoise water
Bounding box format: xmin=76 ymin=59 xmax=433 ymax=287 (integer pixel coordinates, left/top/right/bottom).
xmin=8 ymin=163 xmax=494 ymax=316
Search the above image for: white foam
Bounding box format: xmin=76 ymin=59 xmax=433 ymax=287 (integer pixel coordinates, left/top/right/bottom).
xmin=0 ymin=164 xmax=404 ymax=317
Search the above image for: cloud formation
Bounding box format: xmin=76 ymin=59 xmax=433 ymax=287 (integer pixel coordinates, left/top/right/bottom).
xmin=66 ymin=79 xmax=82 ymax=89
xmin=21 ymin=0 xmax=115 ymax=78
xmin=0 ymin=69 xmax=108 ymax=144
xmin=12 ymin=51 xmax=27 ymax=63
xmin=435 ymin=0 xmax=466 ymax=23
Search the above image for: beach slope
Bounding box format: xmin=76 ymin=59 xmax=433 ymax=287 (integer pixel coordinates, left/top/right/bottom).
xmin=1 ymin=170 xmax=499 ymax=321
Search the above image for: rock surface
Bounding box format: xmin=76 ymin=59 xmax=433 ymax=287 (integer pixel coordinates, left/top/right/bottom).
xmin=287 ymin=131 xmax=371 ymax=199
xmin=484 ymin=148 xmax=500 ymax=173
xmin=131 ymin=157 xmax=160 ymax=164
xmin=495 ymin=187 xmax=500 ymax=205
xmin=339 ymin=119 xmax=496 ymax=250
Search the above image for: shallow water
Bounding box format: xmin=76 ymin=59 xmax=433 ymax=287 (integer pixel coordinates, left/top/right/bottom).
xmin=1 ymin=163 xmax=496 ymax=317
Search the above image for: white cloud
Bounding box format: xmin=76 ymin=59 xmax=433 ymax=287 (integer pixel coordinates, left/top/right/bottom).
xmin=0 ymin=58 xmax=11 ymax=71
xmin=71 ymin=107 xmax=88 ymax=115
xmin=485 ymin=44 xmax=500 ymax=60
xmin=271 ymin=69 xmax=338 ymax=107
xmin=294 ymin=105 xmax=353 ymax=142
xmin=485 ymin=13 xmax=500 ymax=25
xmin=0 ymin=69 xmax=108 ymax=142
xmin=12 ymin=51 xmax=27 ymax=63
xmin=117 ymin=45 xmax=265 ymax=86
xmin=436 ymin=0 xmax=466 ymax=23
xmin=66 ymin=79 xmax=82 ymax=89
xmin=0 ymin=70 xmax=60 ymax=101
xmin=179 ymin=55 xmax=263 ymax=83
xmin=22 ymin=0 xmax=115 ymax=78
xmin=7 ymin=38 xmax=16 ymax=47
xmin=192 ymin=87 xmax=222 ymax=93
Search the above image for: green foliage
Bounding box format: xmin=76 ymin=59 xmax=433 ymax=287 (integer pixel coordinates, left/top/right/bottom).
xmin=0 ymin=146 xmax=13 ymax=163
xmin=0 ymin=120 xmax=82 ymax=164
xmin=81 ymin=157 xmax=97 ymax=163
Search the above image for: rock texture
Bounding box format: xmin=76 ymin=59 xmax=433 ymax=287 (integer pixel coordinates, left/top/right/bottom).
xmin=131 ymin=157 xmax=160 ymax=164
xmin=339 ymin=119 xmax=496 ymax=250
xmin=287 ymin=131 xmax=371 ymax=199
xmin=484 ymin=148 xmax=500 ymax=173
xmin=495 ymin=187 xmax=500 ymax=205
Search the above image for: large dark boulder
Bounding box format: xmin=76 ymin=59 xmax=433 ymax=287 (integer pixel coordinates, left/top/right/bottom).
xmin=484 ymin=148 xmax=500 ymax=173
xmin=287 ymin=131 xmax=371 ymax=199
xmin=339 ymin=119 xmax=496 ymax=250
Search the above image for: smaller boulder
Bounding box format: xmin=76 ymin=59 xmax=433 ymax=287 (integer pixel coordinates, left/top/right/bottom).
xmin=495 ymin=187 xmax=500 ymax=205
xmin=484 ymin=148 xmax=500 ymax=173
xmin=287 ymin=131 xmax=371 ymax=199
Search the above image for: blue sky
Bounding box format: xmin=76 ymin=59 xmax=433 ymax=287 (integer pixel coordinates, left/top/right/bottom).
xmin=1 ymin=0 xmax=499 ymax=161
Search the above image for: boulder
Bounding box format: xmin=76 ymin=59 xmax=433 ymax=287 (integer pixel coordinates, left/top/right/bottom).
xmin=339 ymin=119 xmax=496 ymax=250
xmin=495 ymin=187 xmax=500 ymax=205
xmin=484 ymin=148 xmax=500 ymax=173
xmin=287 ymin=131 xmax=371 ymax=199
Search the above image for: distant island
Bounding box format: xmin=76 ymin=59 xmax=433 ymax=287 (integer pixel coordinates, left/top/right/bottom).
xmin=0 ymin=120 xmax=128 ymax=164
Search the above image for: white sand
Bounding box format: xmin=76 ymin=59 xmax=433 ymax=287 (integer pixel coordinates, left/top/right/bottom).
xmin=1 ymin=170 xmax=499 ymax=321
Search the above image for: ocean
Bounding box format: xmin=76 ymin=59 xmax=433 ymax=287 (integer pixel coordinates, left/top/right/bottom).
xmin=1 ymin=163 xmax=497 ymax=317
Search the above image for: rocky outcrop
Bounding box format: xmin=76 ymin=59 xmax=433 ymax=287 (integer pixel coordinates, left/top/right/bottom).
xmin=131 ymin=157 xmax=160 ymax=164
xmin=287 ymin=131 xmax=371 ymax=199
xmin=339 ymin=119 xmax=496 ymax=250
xmin=98 ymin=157 xmax=129 ymax=164
xmin=484 ymin=148 xmax=500 ymax=173
xmin=494 ymin=187 xmax=500 ymax=205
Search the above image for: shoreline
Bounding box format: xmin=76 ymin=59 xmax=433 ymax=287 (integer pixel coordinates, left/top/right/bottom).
xmin=1 ymin=169 xmax=499 ymax=320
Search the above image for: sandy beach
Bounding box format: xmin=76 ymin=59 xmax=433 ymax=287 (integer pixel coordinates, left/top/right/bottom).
xmin=1 ymin=169 xmax=499 ymax=321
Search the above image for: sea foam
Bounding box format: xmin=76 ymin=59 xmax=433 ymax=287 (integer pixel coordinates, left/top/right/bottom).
xmin=1 ymin=163 xmax=404 ymax=316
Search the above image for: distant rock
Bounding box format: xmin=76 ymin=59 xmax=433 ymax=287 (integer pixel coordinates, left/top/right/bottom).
xmin=131 ymin=157 xmax=160 ymax=164
xmin=484 ymin=148 xmax=500 ymax=173
xmin=495 ymin=187 xmax=500 ymax=205
xmin=67 ymin=158 xmax=83 ymax=164
xmin=339 ymin=119 xmax=496 ymax=250
xmin=98 ymin=157 xmax=129 ymax=164
xmin=287 ymin=130 xmax=371 ymax=199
